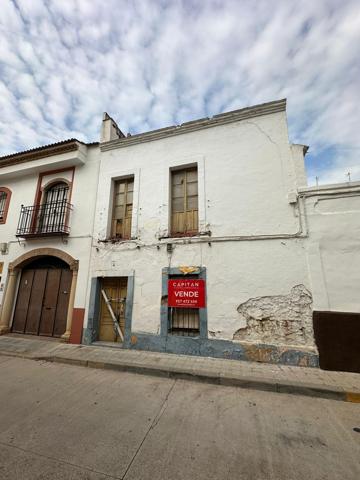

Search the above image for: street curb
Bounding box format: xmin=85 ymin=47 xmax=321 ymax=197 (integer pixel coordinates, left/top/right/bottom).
xmin=35 ymin=354 xmax=358 ymax=403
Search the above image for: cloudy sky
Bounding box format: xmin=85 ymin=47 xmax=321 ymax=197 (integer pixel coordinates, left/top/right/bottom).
xmin=0 ymin=0 xmax=359 ymax=185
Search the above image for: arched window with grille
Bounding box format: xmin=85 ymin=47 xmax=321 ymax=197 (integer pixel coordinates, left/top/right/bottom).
xmin=0 ymin=187 xmax=12 ymax=224
xmin=38 ymin=182 xmax=70 ymax=233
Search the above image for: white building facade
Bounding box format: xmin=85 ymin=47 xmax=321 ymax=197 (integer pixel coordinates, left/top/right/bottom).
xmin=0 ymin=139 xmax=99 ymax=342
xmin=84 ymin=99 xmax=324 ymax=367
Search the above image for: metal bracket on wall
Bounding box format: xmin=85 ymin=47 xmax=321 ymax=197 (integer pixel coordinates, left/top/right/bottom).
xmin=16 ymin=238 xmax=26 ymax=248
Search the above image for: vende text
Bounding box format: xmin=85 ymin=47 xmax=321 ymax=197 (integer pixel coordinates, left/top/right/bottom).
xmin=168 ymin=278 xmax=206 ymax=308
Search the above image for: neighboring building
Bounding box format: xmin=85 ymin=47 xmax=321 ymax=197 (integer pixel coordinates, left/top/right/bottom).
xmin=84 ymin=99 xmax=321 ymax=366
xmin=0 ymin=139 xmax=99 ymax=342
xmin=299 ymin=182 xmax=360 ymax=372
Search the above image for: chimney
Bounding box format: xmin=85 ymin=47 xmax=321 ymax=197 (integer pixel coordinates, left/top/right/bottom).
xmin=100 ymin=112 xmax=125 ymax=143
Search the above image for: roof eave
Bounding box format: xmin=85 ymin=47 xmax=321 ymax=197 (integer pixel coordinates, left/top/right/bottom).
xmin=0 ymin=139 xmax=82 ymax=168
xmin=101 ymin=98 xmax=287 ymax=151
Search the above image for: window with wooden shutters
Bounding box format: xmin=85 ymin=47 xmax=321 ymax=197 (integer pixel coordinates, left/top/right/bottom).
xmin=169 ymin=308 xmax=200 ymax=336
xmin=111 ymin=177 xmax=134 ymax=239
xmin=171 ymin=167 xmax=198 ymax=236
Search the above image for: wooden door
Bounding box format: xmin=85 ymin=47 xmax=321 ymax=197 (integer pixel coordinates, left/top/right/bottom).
xmin=12 ymin=270 xmax=35 ymax=333
xmin=53 ymin=269 xmax=72 ymax=337
xmin=25 ymin=269 xmax=47 ymax=334
xmin=99 ymin=277 xmax=127 ymax=342
xmin=38 ymin=269 xmax=62 ymax=336
xmin=12 ymin=268 xmax=71 ymax=337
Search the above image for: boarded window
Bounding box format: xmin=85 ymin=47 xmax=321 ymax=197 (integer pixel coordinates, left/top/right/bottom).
xmin=171 ymin=167 xmax=198 ymax=235
xmin=111 ymin=178 xmax=134 ymax=239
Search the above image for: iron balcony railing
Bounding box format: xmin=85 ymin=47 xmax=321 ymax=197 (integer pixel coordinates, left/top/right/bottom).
xmin=16 ymin=201 xmax=73 ymax=237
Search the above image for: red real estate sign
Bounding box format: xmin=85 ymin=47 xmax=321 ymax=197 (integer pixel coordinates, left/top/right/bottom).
xmin=168 ymin=279 xmax=206 ymax=308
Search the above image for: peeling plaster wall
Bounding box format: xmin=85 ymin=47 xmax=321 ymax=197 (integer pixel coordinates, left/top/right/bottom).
xmin=88 ymin=110 xmax=312 ymax=348
xmin=90 ymin=239 xmax=310 ymax=341
xmin=234 ymin=285 xmax=314 ymax=346
xmin=303 ymin=186 xmax=360 ymax=313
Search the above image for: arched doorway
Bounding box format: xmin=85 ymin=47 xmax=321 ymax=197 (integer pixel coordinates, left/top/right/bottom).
xmin=12 ymin=256 xmax=72 ymax=337
xmin=0 ymin=248 xmax=78 ymax=341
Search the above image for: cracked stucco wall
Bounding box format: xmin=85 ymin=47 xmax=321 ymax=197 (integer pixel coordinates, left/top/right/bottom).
xmin=90 ymin=239 xmax=311 ymax=340
xmin=88 ymin=109 xmax=311 ymax=341
xmin=234 ymin=285 xmax=314 ymax=346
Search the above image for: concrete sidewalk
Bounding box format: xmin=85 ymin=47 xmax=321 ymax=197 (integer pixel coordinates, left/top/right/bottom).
xmin=0 ymin=334 xmax=359 ymax=403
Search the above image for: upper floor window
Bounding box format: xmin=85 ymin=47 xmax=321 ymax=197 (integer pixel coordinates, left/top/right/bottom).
xmin=111 ymin=177 xmax=134 ymax=239
xmin=171 ymin=167 xmax=198 ymax=236
xmin=0 ymin=187 xmax=12 ymax=224
xmin=37 ymin=182 xmax=69 ymax=233
xmin=44 ymin=181 xmax=69 ymax=204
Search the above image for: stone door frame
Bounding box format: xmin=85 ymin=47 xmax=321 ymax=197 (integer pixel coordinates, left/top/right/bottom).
xmin=0 ymin=248 xmax=79 ymax=342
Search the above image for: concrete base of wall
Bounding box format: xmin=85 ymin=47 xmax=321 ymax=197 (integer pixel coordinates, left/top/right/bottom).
xmin=82 ymin=328 xmax=319 ymax=367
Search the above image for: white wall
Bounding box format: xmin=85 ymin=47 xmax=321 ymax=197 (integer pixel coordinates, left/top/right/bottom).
xmin=95 ymin=111 xmax=301 ymax=242
xmin=91 ymin=239 xmax=310 ymax=343
xmin=90 ymin=110 xmax=313 ymax=347
xmin=303 ymin=183 xmax=360 ymax=313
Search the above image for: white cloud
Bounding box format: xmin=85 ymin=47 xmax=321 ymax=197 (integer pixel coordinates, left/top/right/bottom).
xmin=0 ymin=0 xmax=359 ymax=185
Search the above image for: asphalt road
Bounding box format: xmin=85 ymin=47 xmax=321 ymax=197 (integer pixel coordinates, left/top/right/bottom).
xmin=0 ymin=355 xmax=359 ymax=480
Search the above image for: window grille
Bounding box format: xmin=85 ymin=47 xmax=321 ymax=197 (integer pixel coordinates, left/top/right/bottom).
xmin=168 ymin=307 xmax=200 ymax=337
xmin=16 ymin=183 xmax=72 ymax=237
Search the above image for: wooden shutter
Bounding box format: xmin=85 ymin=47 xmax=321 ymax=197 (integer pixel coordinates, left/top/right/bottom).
xmin=170 ymin=308 xmax=200 ymax=336
xmin=112 ymin=178 xmax=133 ymax=239
xmin=171 ymin=167 xmax=198 ymax=235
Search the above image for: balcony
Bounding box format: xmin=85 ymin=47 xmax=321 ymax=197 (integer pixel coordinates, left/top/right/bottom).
xmin=16 ymin=201 xmax=73 ymax=238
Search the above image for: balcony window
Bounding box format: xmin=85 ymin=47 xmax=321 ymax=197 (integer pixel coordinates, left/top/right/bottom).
xmin=16 ymin=182 xmax=73 ymax=237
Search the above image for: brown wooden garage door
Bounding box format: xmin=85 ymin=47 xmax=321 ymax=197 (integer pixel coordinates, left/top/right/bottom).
xmin=12 ymin=266 xmax=72 ymax=337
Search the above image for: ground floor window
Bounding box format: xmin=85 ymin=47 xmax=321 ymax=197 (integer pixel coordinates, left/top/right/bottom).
xmin=162 ymin=267 xmax=207 ymax=339
xmin=169 ymin=307 xmax=200 ymax=337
